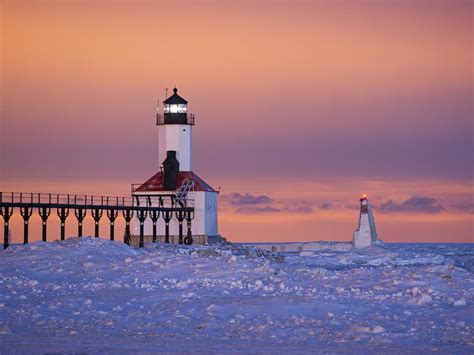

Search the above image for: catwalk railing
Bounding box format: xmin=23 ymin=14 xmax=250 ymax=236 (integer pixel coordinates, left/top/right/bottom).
xmin=0 ymin=192 xmax=194 ymax=250
xmin=155 ymin=113 xmax=195 ymax=125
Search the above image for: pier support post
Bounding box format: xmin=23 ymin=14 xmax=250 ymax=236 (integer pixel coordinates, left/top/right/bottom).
xmin=107 ymin=209 xmax=118 ymax=241
xmin=176 ymin=210 xmax=185 ymax=244
xmin=163 ymin=211 xmax=172 ymax=243
xmin=57 ymin=207 xmax=69 ymax=241
xmin=184 ymin=210 xmax=193 ymax=245
xmin=91 ymin=208 xmax=103 ymax=238
xmin=74 ymin=208 xmax=86 ymax=237
xmin=1 ymin=206 xmax=13 ymax=249
xmin=149 ymin=210 xmax=159 ymax=243
xmin=123 ymin=209 xmax=133 ymax=245
xmin=137 ymin=210 xmax=147 ymax=248
xmin=20 ymin=207 xmax=33 ymax=244
xmin=39 ymin=207 xmax=51 ymax=242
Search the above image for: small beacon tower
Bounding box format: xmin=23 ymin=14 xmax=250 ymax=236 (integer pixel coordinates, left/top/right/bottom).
xmin=352 ymin=195 xmax=378 ymax=248
xmin=131 ymin=87 xmax=219 ymax=245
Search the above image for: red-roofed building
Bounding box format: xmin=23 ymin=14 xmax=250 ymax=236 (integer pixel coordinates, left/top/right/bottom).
xmin=131 ymin=88 xmax=220 ymax=245
xmin=133 ymin=171 xmax=216 ymax=193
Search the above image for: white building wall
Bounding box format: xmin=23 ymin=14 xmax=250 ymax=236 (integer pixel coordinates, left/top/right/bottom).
xmin=158 ymin=125 xmax=192 ymax=171
xmin=132 ymin=190 xmax=218 ymax=239
xmin=368 ymin=205 xmax=378 ymax=243
xmin=353 ymin=213 xmax=372 ymax=248
xmin=205 ymin=191 xmax=219 ymax=235
xmin=353 ymin=200 xmax=378 ymax=248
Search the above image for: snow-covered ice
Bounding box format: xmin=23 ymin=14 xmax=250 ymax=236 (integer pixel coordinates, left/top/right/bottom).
xmin=0 ymin=238 xmax=472 ymax=353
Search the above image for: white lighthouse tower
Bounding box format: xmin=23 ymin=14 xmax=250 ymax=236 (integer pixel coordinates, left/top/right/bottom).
xmin=158 ymin=87 xmax=193 ymax=171
xmin=131 ymin=87 xmax=220 ymax=245
xmin=352 ymin=195 xmax=378 ymax=248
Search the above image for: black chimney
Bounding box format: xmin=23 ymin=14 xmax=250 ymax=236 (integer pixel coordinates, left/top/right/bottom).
xmin=163 ymin=150 xmax=179 ymax=190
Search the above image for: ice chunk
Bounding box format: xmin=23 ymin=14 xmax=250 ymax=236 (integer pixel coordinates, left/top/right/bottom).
xmin=454 ymin=298 xmax=466 ymax=306
xmin=0 ymin=325 xmax=12 ymax=334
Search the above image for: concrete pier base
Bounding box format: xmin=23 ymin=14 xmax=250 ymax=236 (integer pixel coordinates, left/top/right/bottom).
xmin=129 ymin=234 xmax=226 ymax=247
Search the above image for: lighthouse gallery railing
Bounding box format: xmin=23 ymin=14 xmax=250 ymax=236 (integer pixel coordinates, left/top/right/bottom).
xmin=155 ymin=113 xmax=195 ymax=125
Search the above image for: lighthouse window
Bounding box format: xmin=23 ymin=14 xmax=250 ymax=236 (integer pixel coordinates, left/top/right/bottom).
xmin=178 ymin=104 xmax=187 ymax=113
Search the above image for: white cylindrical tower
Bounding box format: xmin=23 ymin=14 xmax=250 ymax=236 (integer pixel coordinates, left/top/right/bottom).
xmin=156 ymin=87 xmax=194 ymax=171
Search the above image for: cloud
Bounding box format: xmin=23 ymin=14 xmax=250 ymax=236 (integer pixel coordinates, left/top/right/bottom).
xmin=283 ymin=202 xmax=314 ymax=214
xmin=450 ymin=201 xmax=474 ymax=214
xmin=226 ymin=193 xmax=273 ymax=206
xmin=223 ymin=193 xmax=315 ymax=215
xmin=235 ymin=206 xmax=281 ymax=214
xmin=379 ymin=196 xmax=445 ymax=214
xmin=344 ymin=203 xmax=360 ymax=210
xmin=222 ymin=192 xmax=278 ymax=214
xmin=319 ymin=202 xmax=332 ymax=210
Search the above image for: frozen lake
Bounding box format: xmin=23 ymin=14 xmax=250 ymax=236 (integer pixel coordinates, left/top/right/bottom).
xmin=0 ymin=238 xmax=472 ymax=353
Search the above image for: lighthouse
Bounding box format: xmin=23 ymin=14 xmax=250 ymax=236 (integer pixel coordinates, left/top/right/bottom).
xmin=131 ymin=87 xmax=220 ymax=245
xmin=158 ymin=87 xmax=193 ymax=171
xmin=352 ymin=195 xmax=378 ymax=248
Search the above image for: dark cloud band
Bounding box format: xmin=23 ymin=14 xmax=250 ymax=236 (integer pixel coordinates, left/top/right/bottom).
xmin=379 ymin=196 xmax=445 ymax=214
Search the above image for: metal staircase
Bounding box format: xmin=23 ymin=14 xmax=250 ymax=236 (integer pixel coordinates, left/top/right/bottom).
xmin=175 ymin=179 xmax=194 ymax=202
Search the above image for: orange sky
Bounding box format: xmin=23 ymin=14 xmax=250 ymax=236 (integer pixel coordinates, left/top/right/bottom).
xmin=1 ymin=0 xmax=472 ymax=243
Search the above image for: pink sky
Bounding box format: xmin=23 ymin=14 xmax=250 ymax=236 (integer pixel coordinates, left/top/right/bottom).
xmin=1 ymin=0 xmax=472 ymax=243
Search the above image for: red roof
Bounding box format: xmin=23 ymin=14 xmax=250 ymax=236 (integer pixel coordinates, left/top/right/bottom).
xmin=134 ymin=171 xmax=217 ymax=193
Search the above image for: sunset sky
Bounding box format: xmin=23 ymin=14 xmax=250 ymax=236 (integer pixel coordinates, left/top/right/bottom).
xmin=1 ymin=0 xmax=472 ymax=243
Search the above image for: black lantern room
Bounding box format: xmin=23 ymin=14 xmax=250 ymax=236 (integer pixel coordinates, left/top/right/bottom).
xmin=157 ymin=87 xmax=195 ymax=125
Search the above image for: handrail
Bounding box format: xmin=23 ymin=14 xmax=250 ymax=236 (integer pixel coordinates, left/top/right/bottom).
xmin=156 ymin=113 xmax=195 ymax=125
xmin=0 ymin=191 xmax=194 ymax=209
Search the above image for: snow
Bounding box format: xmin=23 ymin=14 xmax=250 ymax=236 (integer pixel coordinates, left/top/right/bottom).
xmin=0 ymin=238 xmax=473 ymax=352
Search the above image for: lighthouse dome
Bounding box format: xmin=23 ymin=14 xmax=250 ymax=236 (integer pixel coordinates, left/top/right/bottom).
xmin=163 ymin=87 xmax=188 ymax=105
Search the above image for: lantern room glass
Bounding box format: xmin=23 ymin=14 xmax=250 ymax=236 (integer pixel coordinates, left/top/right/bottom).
xmin=164 ymin=104 xmax=187 ymax=114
